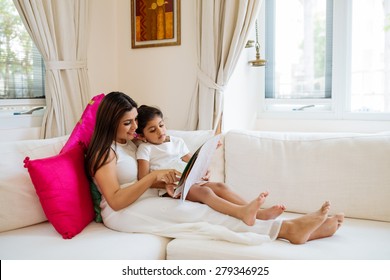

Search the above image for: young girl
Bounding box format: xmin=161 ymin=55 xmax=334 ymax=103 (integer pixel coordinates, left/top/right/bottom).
xmin=135 ymin=105 xmax=286 ymax=226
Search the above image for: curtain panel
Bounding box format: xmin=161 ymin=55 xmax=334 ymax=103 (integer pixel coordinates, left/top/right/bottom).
xmin=187 ymin=0 xmax=261 ymax=131
xmin=13 ymin=0 xmax=91 ymax=138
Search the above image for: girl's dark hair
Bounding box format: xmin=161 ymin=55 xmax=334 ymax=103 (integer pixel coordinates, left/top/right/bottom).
xmin=85 ymin=91 xmax=138 ymax=176
xmin=136 ymin=105 xmax=163 ymax=135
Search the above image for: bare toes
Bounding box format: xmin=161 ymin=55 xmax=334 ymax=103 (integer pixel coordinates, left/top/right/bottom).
xmin=321 ymin=201 xmax=331 ymax=214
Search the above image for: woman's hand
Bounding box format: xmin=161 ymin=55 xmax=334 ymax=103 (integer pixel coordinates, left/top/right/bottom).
xmin=153 ymin=169 xmax=181 ymax=184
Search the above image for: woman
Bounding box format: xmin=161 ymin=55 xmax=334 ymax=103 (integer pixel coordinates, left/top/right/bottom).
xmin=85 ymin=91 xmax=343 ymax=245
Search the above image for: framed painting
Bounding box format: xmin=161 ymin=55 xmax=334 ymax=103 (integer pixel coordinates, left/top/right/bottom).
xmin=131 ymin=0 xmax=181 ymax=48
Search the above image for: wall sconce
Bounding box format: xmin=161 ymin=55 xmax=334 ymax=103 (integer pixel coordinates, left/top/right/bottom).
xmin=247 ymin=20 xmax=266 ymax=67
xmin=245 ymin=40 xmax=255 ymax=48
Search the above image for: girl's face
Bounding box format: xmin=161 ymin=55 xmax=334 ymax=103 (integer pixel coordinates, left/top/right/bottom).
xmin=141 ymin=115 xmax=167 ymax=145
xmin=116 ymin=108 xmax=138 ymax=144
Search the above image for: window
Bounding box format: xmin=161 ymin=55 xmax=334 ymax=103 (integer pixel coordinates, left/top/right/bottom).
xmin=263 ymin=0 xmax=390 ymax=119
xmin=0 ymin=0 xmax=45 ymax=114
xmin=349 ymin=0 xmax=390 ymax=113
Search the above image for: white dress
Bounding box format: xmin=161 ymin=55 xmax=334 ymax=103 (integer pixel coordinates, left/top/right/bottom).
xmin=98 ymin=141 xmax=282 ymax=245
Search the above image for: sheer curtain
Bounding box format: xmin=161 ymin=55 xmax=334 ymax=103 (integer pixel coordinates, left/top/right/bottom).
xmin=187 ymin=0 xmax=261 ymax=131
xmin=13 ymin=0 xmax=91 ymax=138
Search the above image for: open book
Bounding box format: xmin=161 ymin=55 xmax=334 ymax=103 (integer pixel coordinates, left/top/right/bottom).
xmin=173 ymin=134 xmax=221 ymax=201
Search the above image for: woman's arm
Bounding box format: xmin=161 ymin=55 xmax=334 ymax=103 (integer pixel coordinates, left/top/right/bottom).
xmin=138 ymin=159 xmax=172 ymax=189
xmin=95 ymin=150 xmax=179 ymax=211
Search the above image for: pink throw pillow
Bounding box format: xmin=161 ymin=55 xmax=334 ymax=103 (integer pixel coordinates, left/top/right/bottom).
xmin=24 ymin=143 xmax=94 ymax=239
xmin=60 ymin=93 xmax=105 ymax=153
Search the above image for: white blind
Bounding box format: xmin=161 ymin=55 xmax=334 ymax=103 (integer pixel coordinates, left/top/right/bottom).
xmin=0 ymin=0 xmax=45 ymax=100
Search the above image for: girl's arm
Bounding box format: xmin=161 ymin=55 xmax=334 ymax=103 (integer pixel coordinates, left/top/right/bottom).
xmin=95 ymin=150 xmax=179 ymax=211
xmin=181 ymin=153 xmax=192 ymax=163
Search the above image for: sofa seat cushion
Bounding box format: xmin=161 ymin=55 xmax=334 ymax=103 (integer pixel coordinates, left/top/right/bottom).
xmin=166 ymin=213 xmax=390 ymax=260
xmin=0 ymin=222 xmax=170 ymax=260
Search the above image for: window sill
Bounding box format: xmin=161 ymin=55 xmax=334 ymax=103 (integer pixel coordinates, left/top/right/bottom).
xmin=0 ymin=114 xmax=43 ymax=129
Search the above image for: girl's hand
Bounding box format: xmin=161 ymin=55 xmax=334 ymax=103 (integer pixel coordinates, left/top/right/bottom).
xmin=202 ymin=170 xmax=211 ymax=181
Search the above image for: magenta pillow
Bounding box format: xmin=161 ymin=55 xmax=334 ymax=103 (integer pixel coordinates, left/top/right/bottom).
xmin=24 ymin=143 xmax=94 ymax=239
xmin=60 ymin=93 xmax=105 ymax=153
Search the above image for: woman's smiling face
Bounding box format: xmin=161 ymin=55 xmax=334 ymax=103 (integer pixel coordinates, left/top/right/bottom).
xmin=115 ymin=107 xmax=138 ymax=144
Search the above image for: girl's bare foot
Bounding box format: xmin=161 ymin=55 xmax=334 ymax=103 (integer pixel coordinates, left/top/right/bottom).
xmin=241 ymin=194 xmax=267 ymax=226
xmin=308 ymin=213 xmax=344 ymax=240
xmin=278 ymin=201 xmax=330 ymax=244
xmin=257 ymin=204 xmax=286 ymax=220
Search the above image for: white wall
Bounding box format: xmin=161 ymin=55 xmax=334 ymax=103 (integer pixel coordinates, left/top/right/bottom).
xmin=88 ymin=0 xmax=198 ymax=130
xmin=223 ymin=47 xmax=264 ymax=131
xmin=87 ymin=0 xmax=260 ymax=132
xmin=3 ymin=0 xmax=390 ymax=142
xmin=87 ymin=0 xmax=119 ymax=97
xmin=0 ymin=0 xmax=198 ymax=141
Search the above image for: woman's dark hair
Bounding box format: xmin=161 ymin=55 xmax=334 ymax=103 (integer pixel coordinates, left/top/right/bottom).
xmin=136 ymin=105 xmax=163 ymax=135
xmin=85 ymin=91 xmax=138 ymax=176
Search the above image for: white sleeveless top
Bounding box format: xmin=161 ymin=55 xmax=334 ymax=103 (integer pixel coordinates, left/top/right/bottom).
xmin=98 ymin=141 xmax=159 ymax=219
xmin=113 ymin=141 xmax=138 ymax=185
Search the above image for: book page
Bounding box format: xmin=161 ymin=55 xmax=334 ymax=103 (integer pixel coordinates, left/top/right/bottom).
xmin=174 ymin=134 xmax=221 ymax=201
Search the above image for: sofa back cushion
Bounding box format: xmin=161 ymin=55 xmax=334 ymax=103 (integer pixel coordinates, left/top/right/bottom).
xmin=0 ymin=136 xmax=68 ymax=232
xmin=167 ymin=129 xmax=215 ymax=153
xmin=224 ymin=130 xmax=390 ymax=222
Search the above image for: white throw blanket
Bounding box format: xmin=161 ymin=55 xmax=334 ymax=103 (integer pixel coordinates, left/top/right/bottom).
xmin=100 ymin=194 xmax=282 ymax=246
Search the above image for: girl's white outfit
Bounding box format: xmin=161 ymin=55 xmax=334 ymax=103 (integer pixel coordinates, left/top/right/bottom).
xmin=98 ymin=141 xmax=282 ymax=245
xmin=136 ymin=136 xmax=189 ymax=172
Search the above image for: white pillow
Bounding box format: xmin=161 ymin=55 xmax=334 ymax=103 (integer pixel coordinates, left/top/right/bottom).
xmin=0 ymin=136 xmax=68 ymax=232
xmin=167 ymin=130 xmax=215 ymax=153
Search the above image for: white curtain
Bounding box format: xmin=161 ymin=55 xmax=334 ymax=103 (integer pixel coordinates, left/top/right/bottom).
xmin=186 ymin=0 xmax=261 ymax=131
xmin=13 ymin=0 xmax=91 ymax=138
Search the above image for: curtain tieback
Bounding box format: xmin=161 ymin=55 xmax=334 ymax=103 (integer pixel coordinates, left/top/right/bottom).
xmin=197 ymin=67 xmax=225 ymax=92
xmin=45 ymin=60 xmax=87 ymax=70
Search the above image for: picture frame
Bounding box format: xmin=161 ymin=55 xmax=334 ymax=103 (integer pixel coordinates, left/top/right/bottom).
xmin=131 ymin=0 xmax=181 ymax=49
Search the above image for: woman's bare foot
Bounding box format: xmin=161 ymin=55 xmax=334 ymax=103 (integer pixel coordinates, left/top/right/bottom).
xmin=278 ymin=201 xmax=330 ymax=244
xmin=240 ymin=193 xmax=267 ymax=226
xmin=308 ymin=213 xmax=344 ymax=240
xmin=257 ymin=204 xmax=286 ymax=220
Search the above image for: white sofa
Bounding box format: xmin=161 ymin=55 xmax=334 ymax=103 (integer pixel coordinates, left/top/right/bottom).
xmin=1 ymin=129 xmax=390 ymax=259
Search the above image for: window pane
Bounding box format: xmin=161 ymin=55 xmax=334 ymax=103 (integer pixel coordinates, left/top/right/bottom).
xmin=266 ymin=0 xmax=331 ymax=99
xmin=350 ymin=0 xmax=390 ymax=113
xmin=0 ymin=0 xmax=45 ymax=100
